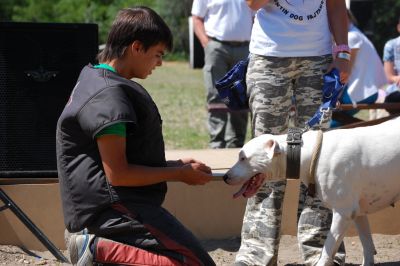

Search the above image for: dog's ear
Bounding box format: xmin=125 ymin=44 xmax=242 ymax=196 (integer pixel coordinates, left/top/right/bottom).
xmin=265 ymin=139 xmax=280 ymax=159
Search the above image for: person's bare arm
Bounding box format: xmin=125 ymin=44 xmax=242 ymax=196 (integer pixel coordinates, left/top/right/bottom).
xmin=246 ymin=0 xmax=270 ymax=10
xmin=97 ymin=135 xmax=213 ymax=187
xmin=384 ymin=61 xmax=400 ymax=85
xmin=192 ymin=15 xmax=209 ymax=48
xmin=327 ymin=0 xmax=350 ymax=83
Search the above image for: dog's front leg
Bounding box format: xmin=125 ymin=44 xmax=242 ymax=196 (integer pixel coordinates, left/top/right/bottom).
xmin=354 ymin=215 xmax=376 ymax=266
xmin=316 ymin=210 xmax=351 ymax=266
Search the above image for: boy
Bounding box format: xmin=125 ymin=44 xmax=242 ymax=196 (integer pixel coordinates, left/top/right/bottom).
xmin=57 ymin=6 xmax=215 ymax=266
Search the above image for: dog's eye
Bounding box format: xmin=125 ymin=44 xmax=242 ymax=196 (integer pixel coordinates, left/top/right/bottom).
xmin=240 ymin=157 xmax=245 ymax=161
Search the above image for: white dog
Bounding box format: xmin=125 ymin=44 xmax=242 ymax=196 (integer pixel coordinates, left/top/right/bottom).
xmin=224 ymin=117 xmax=400 ymax=266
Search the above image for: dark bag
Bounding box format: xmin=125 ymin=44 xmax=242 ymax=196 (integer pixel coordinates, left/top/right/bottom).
xmin=215 ymin=57 xmax=249 ymax=110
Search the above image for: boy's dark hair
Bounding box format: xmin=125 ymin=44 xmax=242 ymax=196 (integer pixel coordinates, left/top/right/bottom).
xmin=97 ymin=6 xmax=173 ymax=62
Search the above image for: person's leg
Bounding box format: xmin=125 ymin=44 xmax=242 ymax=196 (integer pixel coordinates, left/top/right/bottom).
xmin=295 ymin=56 xmax=345 ymax=265
xmin=203 ymin=40 xmax=231 ymax=148
xmin=225 ymin=45 xmax=250 ymax=148
xmin=235 ymin=54 xmax=295 ymax=266
xmin=225 ymin=111 xmax=248 ymax=148
xmin=207 ymin=111 xmax=227 ymax=148
xmin=87 ymin=203 xmax=215 ymax=266
xmin=234 ymin=181 xmax=287 ymax=266
xmin=297 ymin=184 xmax=346 ymax=266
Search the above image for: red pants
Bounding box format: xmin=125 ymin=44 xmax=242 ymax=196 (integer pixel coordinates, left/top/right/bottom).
xmin=88 ymin=203 xmax=215 ymax=266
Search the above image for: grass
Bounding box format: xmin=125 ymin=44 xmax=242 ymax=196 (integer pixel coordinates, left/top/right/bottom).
xmin=135 ymin=61 xmax=210 ymax=150
xmin=135 ymin=61 xmax=375 ymax=150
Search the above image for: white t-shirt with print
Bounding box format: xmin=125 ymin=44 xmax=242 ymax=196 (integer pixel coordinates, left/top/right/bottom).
xmin=191 ymin=0 xmax=254 ymax=42
xmin=250 ymin=0 xmax=332 ymax=57
xmin=347 ymin=24 xmax=387 ymax=102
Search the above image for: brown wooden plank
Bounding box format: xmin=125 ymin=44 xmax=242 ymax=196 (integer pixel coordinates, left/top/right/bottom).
xmin=336 ymin=103 xmax=400 ymax=111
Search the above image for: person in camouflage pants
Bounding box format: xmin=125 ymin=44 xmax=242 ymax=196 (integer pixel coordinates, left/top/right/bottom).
xmin=234 ymin=54 xmax=346 ymax=266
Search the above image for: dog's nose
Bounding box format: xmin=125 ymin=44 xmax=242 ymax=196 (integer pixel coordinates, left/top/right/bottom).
xmin=223 ymin=174 xmax=229 ymax=183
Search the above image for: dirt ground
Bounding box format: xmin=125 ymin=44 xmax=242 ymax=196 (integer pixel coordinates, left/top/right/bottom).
xmin=1 ymin=234 xmax=400 ymax=265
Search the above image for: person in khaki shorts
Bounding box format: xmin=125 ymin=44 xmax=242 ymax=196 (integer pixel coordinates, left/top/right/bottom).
xmin=191 ymin=0 xmax=253 ymax=149
xmin=234 ymin=1 xmax=350 ymax=265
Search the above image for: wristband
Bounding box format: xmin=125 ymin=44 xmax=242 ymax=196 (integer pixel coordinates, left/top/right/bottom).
xmin=333 ymin=44 xmax=350 ymax=57
xmin=336 ymin=52 xmax=351 ymax=61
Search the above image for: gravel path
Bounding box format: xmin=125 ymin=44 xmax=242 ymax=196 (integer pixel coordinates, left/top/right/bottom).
xmin=1 ymin=234 xmax=400 ymax=265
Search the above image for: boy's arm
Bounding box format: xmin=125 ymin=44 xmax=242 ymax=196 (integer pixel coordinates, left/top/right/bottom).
xmin=246 ymin=0 xmax=269 ymax=10
xmin=97 ymin=135 xmax=213 ymax=187
xmin=384 ymin=61 xmax=400 ymax=85
xmin=383 ymin=41 xmax=400 ymax=85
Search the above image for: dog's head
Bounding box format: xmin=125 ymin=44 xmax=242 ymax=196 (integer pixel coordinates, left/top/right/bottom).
xmin=224 ymin=134 xmax=283 ymax=198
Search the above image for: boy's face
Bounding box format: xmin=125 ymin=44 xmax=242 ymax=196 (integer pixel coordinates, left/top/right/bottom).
xmin=132 ymin=42 xmax=166 ymax=79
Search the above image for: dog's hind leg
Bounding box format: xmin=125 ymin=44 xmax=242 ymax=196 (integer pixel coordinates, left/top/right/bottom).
xmin=354 ymin=215 xmax=376 ymax=266
xmin=316 ymin=210 xmax=351 ymax=266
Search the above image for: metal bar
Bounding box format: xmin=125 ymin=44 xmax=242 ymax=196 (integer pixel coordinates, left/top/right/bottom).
xmin=0 ymin=188 xmax=69 ymax=263
xmin=212 ymin=172 xmax=225 ymax=181
xmin=0 ymin=204 xmax=10 ymax=212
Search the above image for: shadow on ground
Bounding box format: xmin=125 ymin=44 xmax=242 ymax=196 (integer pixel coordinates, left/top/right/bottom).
xmin=276 ymin=262 xmax=400 ymax=266
xmin=201 ymin=237 xmax=241 ymax=252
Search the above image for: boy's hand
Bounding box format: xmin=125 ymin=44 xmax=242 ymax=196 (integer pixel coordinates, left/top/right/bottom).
xmin=180 ymin=162 xmax=213 ymax=185
xmin=167 ymin=157 xmax=203 ymax=167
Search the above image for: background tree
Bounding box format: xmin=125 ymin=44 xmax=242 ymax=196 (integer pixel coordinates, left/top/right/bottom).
xmin=155 ymin=0 xmax=192 ymax=58
xmin=0 ymin=0 xmax=25 ymax=20
xmin=8 ymin=0 xmax=156 ymax=44
xmin=370 ymin=0 xmax=400 ymax=57
xmin=3 ymin=0 xmax=400 ymax=60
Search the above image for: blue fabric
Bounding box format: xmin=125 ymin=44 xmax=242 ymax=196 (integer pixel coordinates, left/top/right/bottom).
xmin=306 ymin=68 xmax=344 ymax=128
xmin=215 ymin=57 xmax=249 ymax=110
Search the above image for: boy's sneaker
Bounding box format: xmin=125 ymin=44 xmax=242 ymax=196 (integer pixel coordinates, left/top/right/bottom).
xmin=66 ymin=230 xmax=95 ymax=266
xmin=64 ymin=228 xmax=88 ymax=247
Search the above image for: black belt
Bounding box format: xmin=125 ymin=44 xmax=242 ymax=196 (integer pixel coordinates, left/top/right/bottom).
xmin=209 ymin=36 xmax=249 ymax=47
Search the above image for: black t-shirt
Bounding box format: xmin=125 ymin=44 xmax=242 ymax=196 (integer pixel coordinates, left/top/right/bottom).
xmin=56 ymin=65 xmax=167 ymax=232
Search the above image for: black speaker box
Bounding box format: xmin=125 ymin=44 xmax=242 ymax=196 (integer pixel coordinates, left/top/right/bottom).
xmin=0 ymin=22 xmax=98 ymax=178
xmin=188 ymin=17 xmax=204 ymax=69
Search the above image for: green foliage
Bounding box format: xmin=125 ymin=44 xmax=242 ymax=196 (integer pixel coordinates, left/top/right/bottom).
xmin=4 ymin=0 xmax=400 ymax=59
xmin=8 ymin=0 xmax=157 ymax=43
xmin=0 ymin=0 xmax=25 ymax=20
xmin=155 ymin=0 xmax=192 ymax=59
xmin=136 ymin=61 xmax=209 ymax=149
xmin=370 ymin=0 xmax=400 ymax=56
xmin=1 ymin=0 xmax=192 ymax=58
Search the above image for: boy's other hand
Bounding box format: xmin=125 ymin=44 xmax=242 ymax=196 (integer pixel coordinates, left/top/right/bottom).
xmin=180 ymin=162 xmax=213 ymax=185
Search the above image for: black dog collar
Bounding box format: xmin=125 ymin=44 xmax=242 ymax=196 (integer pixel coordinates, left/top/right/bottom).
xmin=286 ymin=127 xmax=303 ymax=179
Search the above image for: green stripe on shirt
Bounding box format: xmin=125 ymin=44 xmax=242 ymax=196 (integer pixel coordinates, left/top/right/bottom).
xmin=96 ymin=123 xmax=126 ymax=138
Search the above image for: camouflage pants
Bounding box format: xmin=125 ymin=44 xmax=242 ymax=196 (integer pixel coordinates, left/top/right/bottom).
xmin=234 ymin=54 xmax=345 ymax=266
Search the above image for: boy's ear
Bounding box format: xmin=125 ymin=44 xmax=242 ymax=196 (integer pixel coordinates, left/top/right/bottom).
xmin=131 ymin=41 xmax=143 ymax=53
